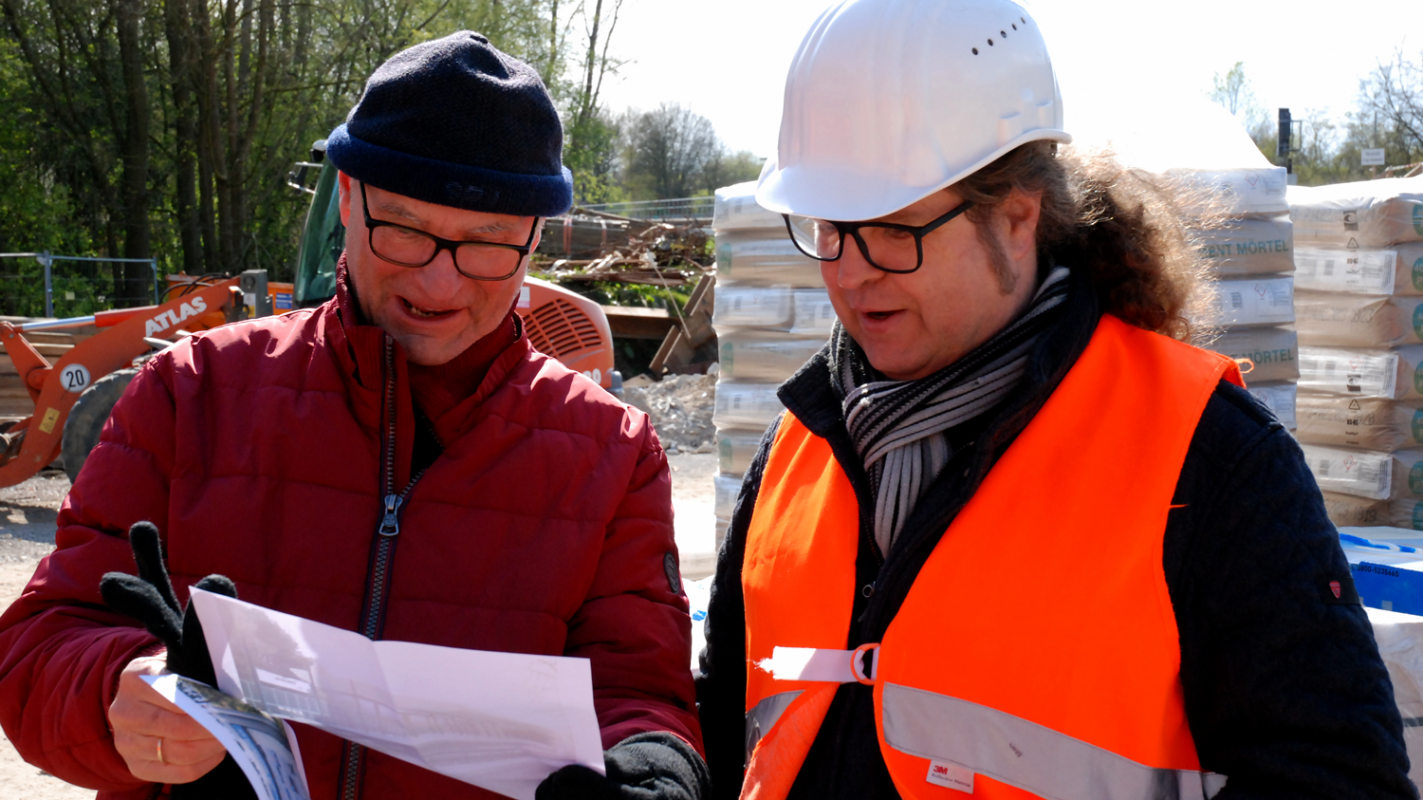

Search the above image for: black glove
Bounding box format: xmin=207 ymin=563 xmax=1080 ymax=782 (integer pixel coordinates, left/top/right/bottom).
xmin=537 ymin=731 xmax=711 ymax=800
xmin=100 ymin=520 xmax=257 ymax=800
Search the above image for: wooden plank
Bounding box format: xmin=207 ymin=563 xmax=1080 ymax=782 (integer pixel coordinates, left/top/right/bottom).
xmin=602 ymin=306 xmax=675 ymax=341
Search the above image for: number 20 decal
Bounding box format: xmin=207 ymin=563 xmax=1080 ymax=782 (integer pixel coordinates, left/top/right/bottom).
xmin=61 ymin=364 xmax=91 ymax=394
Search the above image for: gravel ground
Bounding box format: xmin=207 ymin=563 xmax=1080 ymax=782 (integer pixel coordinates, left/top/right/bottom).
xmin=0 ymin=471 xmax=93 ymax=799
xmin=0 ymin=454 xmax=718 ymax=798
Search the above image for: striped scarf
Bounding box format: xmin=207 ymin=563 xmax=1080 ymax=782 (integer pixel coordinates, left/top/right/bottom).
xmin=829 ymin=266 xmax=1071 ymax=556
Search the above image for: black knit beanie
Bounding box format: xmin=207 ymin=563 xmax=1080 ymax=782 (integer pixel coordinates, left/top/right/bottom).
xmin=326 ymin=31 xmax=572 ymax=218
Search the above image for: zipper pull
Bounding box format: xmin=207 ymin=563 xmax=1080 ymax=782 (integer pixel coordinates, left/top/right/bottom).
xmin=378 ymin=494 xmax=403 ymax=537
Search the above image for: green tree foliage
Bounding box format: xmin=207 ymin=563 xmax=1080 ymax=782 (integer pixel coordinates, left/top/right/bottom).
xmin=0 ymin=0 xmax=614 ymax=307
xmin=1209 ymin=56 xmax=1423 ymax=186
xmin=617 ymin=103 xmax=762 ymax=200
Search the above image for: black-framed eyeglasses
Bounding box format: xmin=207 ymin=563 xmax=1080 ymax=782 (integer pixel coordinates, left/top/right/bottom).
xmin=782 ymin=199 xmax=975 ymax=274
xmin=360 ymin=183 xmax=538 ymax=281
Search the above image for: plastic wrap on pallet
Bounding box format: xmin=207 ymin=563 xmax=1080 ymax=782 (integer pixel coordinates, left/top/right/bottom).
xmin=1298 ymin=346 xmax=1411 ymax=400
xmin=1289 ymin=177 xmax=1423 ymax=248
xmin=1296 ymin=291 xmax=1423 ymax=347
xmin=1393 ymin=451 xmax=1423 ymax=501
xmin=791 ymin=289 xmax=838 ymax=335
xmin=1323 ymin=490 xmax=1390 ymax=528
xmin=718 ymin=331 xmax=826 ymax=383
xmin=1296 ymin=395 xmax=1423 ymax=452
xmin=1391 ymin=499 xmax=1423 ymax=531
xmin=1295 ymin=243 xmax=1423 ymax=296
xmin=1301 ymin=444 xmax=1393 ymax=500
xmin=1202 ymin=326 xmax=1299 ymax=382
xmin=713 ymin=285 xmax=794 ymax=329
xmin=715 ymin=233 xmax=825 ymax=288
xmin=713 ymin=381 xmax=785 ymax=430
xmin=714 ymin=472 xmax=742 ymax=520
xmin=1193 ymin=214 xmax=1294 ymax=276
xmin=717 ymin=427 xmax=765 ymax=478
xmin=713 ymin=181 xmax=782 ymax=232
xmin=1211 ymin=277 xmax=1295 ymax=327
xmin=1168 ymin=167 xmax=1289 ymax=217
xmin=1245 ymin=381 xmax=1296 ymax=430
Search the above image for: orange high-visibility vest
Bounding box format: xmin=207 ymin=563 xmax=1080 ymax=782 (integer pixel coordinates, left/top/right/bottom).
xmin=741 ymin=316 xmax=1242 ymax=800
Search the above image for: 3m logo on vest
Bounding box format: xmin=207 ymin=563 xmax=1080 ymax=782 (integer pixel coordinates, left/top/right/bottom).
xmin=145 ymin=297 xmax=208 ymax=337
xmin=925 ymin=760 xmax=973 ymax=792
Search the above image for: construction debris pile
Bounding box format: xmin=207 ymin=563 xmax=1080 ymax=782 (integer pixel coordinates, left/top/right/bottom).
xmin=535 ymin=216 xmax=713 ymax=290
xmin=709 ymin=182 xmax=837 ymax=548
xmin=1289 ymin=177 xmax=1423 ymax=528
xmin=622 ymin=372 xmax=718 ymax=454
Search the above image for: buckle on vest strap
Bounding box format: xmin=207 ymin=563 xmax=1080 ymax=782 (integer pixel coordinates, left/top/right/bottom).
xmin=757 ymin=643 xmax=880 ymax=686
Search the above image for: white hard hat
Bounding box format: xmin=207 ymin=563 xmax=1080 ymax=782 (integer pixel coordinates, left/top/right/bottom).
xmin=756 ymin=0 xmax=1071 ymax=222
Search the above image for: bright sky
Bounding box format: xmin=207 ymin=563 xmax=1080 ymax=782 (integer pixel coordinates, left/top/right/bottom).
xmin=598 ymin=0 xmax=1420 ymax=158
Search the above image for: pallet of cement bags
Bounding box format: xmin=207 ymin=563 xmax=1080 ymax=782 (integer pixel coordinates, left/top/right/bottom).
xmin=1301 ymin=444 xmax=1393 ymax=500
xmin=712 ymin=382 xmax=785 ymax=430
xmin=1323 ymin=491 xmax=1390 ymax=527
xmin=1211 ymin=277 xmax=1295 ymax=327
xmin=1295 ymin=243 xmax=1423 ymax=296
xmin=1193 ymin=214 xmax=1295 ymax=276
xmin=715 ymin=234 xmax=824 ymax=288
xmin=1297 ymin=346 xmax=1423 ymax=401
xmin=714 ymin=181 xmax=783 ymax=232
xmin=1295 ymin=291 xmax=1423 ymax=347
xmin=1300 ymin=445 xmax=1423 ymax=502
xmin=717 ymin=428 xmax=764 ymax=478
xmin=718 ymin=331 xmax=826 ymax=383
xmin=713 ymin=286 xmax=794 ymax=329
xmin=1203 ymin=327 xmax=1299 ymax=383
xmin=1296 ymin=396 xmax=1423 ymax=452
xmin=1289 ymin=177 xmax=1423 ymax=249
xmin=1246 ymin=382 xmax=1297 ymax=430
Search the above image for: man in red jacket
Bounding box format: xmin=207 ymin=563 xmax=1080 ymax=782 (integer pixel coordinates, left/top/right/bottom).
xmin=0 ymin=31 xmax=707 ymax=800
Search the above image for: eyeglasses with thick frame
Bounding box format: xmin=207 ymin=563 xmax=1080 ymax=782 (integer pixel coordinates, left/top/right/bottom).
xmin=782 ymin=199 xmax=975 ymax=274
xmin=360 ymin=183 xmax=539 ymax=281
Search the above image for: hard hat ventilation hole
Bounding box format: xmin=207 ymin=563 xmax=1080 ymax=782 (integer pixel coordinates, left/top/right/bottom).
xmin=972 ymin=47 xmax=979 ymax=55
xmin=987 ymin=38 xmax=994 ymax=46
xmin=1020 ymin=16 xmax=1026 ymax=23
xmin=1012 ymin=23 xmax=1018 ymax=30
xmin=1000 ymin=30 xmax=1007 ymax=37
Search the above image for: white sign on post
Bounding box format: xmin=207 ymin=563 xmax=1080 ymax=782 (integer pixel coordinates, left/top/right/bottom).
xmin=1362 ymin=148 xmax=1386 ymax=166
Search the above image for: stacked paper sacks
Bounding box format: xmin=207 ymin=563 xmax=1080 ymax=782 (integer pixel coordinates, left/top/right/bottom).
xmin=709 ymin=181 xmax=837 ymax=547
xmin=1191 ymin=178 xmax=1299 ymax=429
xmin=1290 ymin=178 xmax=1423 ymax=528
xmin=1071 ymin=98 xmax=1298 ymax=428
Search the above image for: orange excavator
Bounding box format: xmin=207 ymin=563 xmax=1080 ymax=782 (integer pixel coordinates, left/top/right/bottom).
xmin=0 ymin=278 xmax=245 ymax=487
xmin=0 ymin=145 xmax=617 ymax=489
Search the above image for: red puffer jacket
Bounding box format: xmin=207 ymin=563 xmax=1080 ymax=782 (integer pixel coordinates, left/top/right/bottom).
xmin=0 ymin=295 xmax=701 ymax=799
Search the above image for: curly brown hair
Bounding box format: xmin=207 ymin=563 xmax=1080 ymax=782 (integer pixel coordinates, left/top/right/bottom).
xmin=953 ymin=141 xmax=1217 ymax=342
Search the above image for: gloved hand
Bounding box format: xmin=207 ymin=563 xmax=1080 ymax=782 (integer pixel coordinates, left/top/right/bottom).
xmin=537 ymin=731 xmax=711 ymax=800
xmin=100 ymin=520 xmax=257 ymax=800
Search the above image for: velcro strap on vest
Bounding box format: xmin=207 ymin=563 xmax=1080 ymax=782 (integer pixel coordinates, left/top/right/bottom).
xmin=757 ymin=644 xmax=878 ymax=685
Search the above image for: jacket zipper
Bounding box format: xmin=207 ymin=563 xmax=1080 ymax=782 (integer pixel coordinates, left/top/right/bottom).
xmin=339 ymin=337 xmax=429 ymax=800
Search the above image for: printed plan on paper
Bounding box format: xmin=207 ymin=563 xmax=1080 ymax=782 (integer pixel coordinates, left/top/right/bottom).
xmin=144 ymin=673 xmax=311 ymax=800
xmin=188 ymin=589 xmax=606 ymax=800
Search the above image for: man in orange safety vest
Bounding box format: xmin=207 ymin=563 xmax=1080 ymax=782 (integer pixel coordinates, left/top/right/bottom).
xmin=694 ymin=1 xmax=1415 ymax=799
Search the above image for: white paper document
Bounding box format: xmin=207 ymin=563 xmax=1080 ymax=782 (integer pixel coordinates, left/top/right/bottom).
xmin=143 ymin=673 xmax=311 ymax=800
xmin=191 ymin=589 xmax=605 ymax=800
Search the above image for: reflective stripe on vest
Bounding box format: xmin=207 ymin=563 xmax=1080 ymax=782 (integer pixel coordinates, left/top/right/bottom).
xmin=745 ymin=690 xmax=802 ymax=766
xmin=741 ymin=316 xmax=1242 ymax=800
xmin=881 ymin=684 xmax=1227 ymax=800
